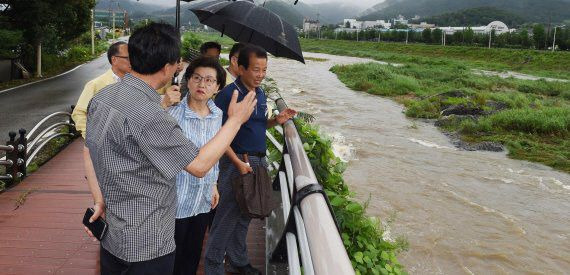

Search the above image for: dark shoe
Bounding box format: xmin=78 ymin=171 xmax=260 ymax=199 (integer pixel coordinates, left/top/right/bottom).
xmin=236 ymin=264 xmax=261 ymax=275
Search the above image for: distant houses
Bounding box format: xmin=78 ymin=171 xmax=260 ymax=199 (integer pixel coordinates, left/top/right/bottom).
xmin=335 ymin=16 xmax=512 ymax=35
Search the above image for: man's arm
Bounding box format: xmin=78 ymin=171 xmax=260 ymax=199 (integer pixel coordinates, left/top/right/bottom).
xmin=72 ymin=82 xmax=96 ymax=138
xmin=83 ymin=146 xmax=105 ymax=238
xmin=224 ymin=147 xmax=253 ymax=175
xmin=184 ymin=91 xmax=257 ymax=177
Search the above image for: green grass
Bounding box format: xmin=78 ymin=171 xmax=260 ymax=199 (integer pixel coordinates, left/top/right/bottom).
xmin=302 ymin=38 xmax=570 ymax=80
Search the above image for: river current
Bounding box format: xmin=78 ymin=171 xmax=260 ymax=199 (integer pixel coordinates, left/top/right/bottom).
xmin=267 ymin=52 xmax=570 ymax=274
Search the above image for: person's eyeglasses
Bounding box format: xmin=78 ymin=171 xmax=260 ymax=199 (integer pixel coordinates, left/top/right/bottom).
xmin=190 ymin=73 xmax=217 ymax=86
xmin=114 ymin=55 xmax=129 ymax=60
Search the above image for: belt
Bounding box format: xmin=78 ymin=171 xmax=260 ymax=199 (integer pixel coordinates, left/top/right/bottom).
xmin=240 ymin=152 xmax=266 ymax=158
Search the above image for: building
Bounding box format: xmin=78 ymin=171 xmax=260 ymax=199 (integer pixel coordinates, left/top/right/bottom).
xmin=339 ymin=19 xmax=391 ymax=32
xmin=303 ymin=19 xmax=320 ymax=32
xmin=409 ymin=22 xmax=436 ymax=30
xmin=439 ymin=21 xmax=511 ymax=35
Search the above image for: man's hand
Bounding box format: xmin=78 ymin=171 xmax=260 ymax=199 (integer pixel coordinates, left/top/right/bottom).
xmin=227 ymin=90 xmax=257 ymax=124
xmin=237 ymin=160 xmax=253 ymax=175
xmin=276 ymin=108 xmax=297 ymax=125
xmin=160 ymin=85 xmax=181 ymax=109
xmin=211 ymin=185 xmax=220 ymax=209
xmin=83 ymin=201 xmax=106 ymax=241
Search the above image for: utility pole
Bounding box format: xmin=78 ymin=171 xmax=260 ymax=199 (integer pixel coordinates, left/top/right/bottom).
xmin=36 ymin=43 xmax=42 ymax=77
xmin=356 ymin=29 xmax=359 ymax=41
xmin=112 ymin=11 xmax=116 ymax=40
xmin=405 ymin=28 xmax=409 ymax=44
xmin=91 ymin=9 xmax=95 ymax=55
xmin=318 ymin=13 xmax=321 ymax=39
xmin=552 ymin=26 xmax=557 ymax=52
xmin=378 ymin=30 xmax=380 ymax=42
xmin=488 ymin=29 xmax=492 ymax=48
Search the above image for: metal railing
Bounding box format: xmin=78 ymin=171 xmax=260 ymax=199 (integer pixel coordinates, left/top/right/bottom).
xmin=0 ymin=106 xmax=78 ymax=187
xmin=265 ymin=98 xmax=354 ymax=275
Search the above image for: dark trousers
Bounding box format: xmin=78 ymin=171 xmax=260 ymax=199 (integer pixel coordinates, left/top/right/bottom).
xmin=205 ymin=155 xmax=266 ymax=275
xmin=173 ymin=212 xmax=211 ymax=275
xmin=100 ymin=246 xmax=175 ymax=275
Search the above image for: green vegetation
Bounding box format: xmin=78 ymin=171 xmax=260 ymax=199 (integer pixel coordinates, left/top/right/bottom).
xmin=0 ymin=36 xmax=108 ymax=91
xmin=301 ymin=38 xmax=570 ymax=79
xmin=26 ymin=126 xmax=76 ymax=175
xmin=317 ymin=40 xmax=570 ymax=172
xmin=0 ymin=0 xmax=108 ymax=90
xmin=264 ymin=81 xmax=407 ymax=274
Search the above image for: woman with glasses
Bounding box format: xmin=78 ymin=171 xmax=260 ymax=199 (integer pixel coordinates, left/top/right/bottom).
xmin=167 ymin=56 xmax=227 ymax=275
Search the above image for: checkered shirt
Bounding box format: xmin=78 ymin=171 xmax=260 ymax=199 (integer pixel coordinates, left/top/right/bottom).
xmin=85 ymin=73 xmax=199 ymax=262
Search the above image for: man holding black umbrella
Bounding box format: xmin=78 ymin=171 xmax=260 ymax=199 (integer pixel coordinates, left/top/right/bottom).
xmin=205 ymin=45 xmax=296 ymax=275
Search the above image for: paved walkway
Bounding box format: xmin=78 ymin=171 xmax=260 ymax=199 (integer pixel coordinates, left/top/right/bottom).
xmin=0 ymin=139 xmax=266 ymax=274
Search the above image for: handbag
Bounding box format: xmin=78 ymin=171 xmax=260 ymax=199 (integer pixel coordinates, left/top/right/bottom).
xmin=232 ymin=154 xmax=277 ymax=218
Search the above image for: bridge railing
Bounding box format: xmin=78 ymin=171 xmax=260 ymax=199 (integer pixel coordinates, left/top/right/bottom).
xmin=0 ymin=105 xmax=78 ymax=187
xmin=264 ymin=98 xmax=355 ymax=275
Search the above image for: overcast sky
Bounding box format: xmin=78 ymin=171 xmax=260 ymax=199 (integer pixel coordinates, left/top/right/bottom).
xmin=136 ymin=0 xmax=382 ymax=9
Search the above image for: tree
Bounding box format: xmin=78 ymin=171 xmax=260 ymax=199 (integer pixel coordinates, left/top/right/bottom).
xmin=345 ymin=21 xmax=350 ymax=28
xmin=432 ymin=28 xmax=443 ymax=44
xmin=4 ymin=0 xmax=95 ymax=76
xmin=532 ymin=24 xmax=546 ymax=50
xmin=464 ymin=27 xmax=474 ymax=45
xmin=422 ymin=28 xmax=432 ymax=43
xmin=393 ymin=22 xmax=408 ymax=30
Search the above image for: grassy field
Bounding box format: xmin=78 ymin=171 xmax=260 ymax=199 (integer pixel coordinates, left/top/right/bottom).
xmin=301 ymin=39 xmax=570 ymax=80
xmin=319 ymin=39 xmax=570 ymax=173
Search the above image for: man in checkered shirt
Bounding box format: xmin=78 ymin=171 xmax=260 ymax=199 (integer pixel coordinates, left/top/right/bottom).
xmin=82 ymin=23 xmax=257 ymax=274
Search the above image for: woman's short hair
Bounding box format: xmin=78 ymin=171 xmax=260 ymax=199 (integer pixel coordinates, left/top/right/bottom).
xmin=183 ymin=56 xmax=227 ymax=89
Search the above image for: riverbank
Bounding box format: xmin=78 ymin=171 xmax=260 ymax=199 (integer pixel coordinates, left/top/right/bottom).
xmin=299 ymin=39 xmax=569 ymax=173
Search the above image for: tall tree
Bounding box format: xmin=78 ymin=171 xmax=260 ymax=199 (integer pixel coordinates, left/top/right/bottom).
xmin=4 ymin=0 xmax=95 ymax=77
xmin=532 ymin=24 xmax=546 ymax=50
xmin=422 ymin=28 xmax=432 ymax=43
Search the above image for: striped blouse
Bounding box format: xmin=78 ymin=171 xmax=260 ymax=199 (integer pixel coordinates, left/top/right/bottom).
xmin=168 ymin=97 xmax=222 ymax=219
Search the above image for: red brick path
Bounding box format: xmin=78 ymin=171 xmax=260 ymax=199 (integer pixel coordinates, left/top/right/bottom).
xmin=0 ymin=139 xmax=266 ymax=275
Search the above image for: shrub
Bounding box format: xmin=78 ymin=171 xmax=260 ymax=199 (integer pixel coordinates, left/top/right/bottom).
xmin=483 ymin=107 xmax=570 ymax=135
xmin=181 ymin=32 xmax=203 ymax=61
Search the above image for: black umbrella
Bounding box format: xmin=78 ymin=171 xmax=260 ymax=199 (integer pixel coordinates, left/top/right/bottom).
xmin=189 ymin=0 xmax=305 ymax=63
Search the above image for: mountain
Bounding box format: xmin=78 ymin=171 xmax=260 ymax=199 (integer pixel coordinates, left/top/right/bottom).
xmin=423 ymin=7 xmax=526 ymax=27
xmin=96 ymin=0 xmax=201 ymax=26
xmin=360 ymin=0 xmax=570 ymax=24
xmin=94 ymin=0 xmax=363 ymax=28
xmin=264 ymin=0 xmax=363 ymax=27
xmin=263 ymin=1 xmax=305 ymax=27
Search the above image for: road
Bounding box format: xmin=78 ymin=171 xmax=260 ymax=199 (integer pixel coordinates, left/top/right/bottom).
xmin=0 ymin=55 xmax=109 ymax=143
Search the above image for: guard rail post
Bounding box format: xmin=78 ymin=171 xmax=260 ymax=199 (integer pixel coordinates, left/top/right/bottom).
xmin=17 ymin=129 xmax=27 ymax=179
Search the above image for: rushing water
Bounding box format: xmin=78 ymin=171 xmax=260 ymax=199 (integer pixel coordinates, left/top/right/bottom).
xmin=267 ymin=52 xmax=570 ymax=274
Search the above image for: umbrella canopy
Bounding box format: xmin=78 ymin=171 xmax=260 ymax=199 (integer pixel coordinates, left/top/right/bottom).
xmin=189 ymin=0 xmax=305 ymax=63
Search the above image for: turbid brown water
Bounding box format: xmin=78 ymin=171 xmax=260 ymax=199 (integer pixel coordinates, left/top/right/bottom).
xmin=267 ymin=52 xmax=570 ymax=274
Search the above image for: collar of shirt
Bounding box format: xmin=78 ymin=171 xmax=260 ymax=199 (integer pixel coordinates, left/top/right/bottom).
xmin=123 ymin=73 xmax=161 ymax=103
xmin=179 ymin=97 xmax=222 ymax=120
xmin=225 ymin=67 xmax=236 ymax=81
xmin=233 ymin=77 xmax=263 ymax=96
xmin=111 ymin=70 xmax=121 ymax=83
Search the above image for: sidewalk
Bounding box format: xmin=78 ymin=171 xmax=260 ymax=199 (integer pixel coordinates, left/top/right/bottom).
xmin=0 ymin=139 xmax=266 ymax=274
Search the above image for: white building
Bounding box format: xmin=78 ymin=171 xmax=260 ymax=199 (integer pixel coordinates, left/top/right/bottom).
xmin=303 ymin=19 xmax=320 ymax=32
xmin=340 ymin=19 xmax=391 ymax=31
xmin=439 ymin=21 xmax=511 ymax=35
